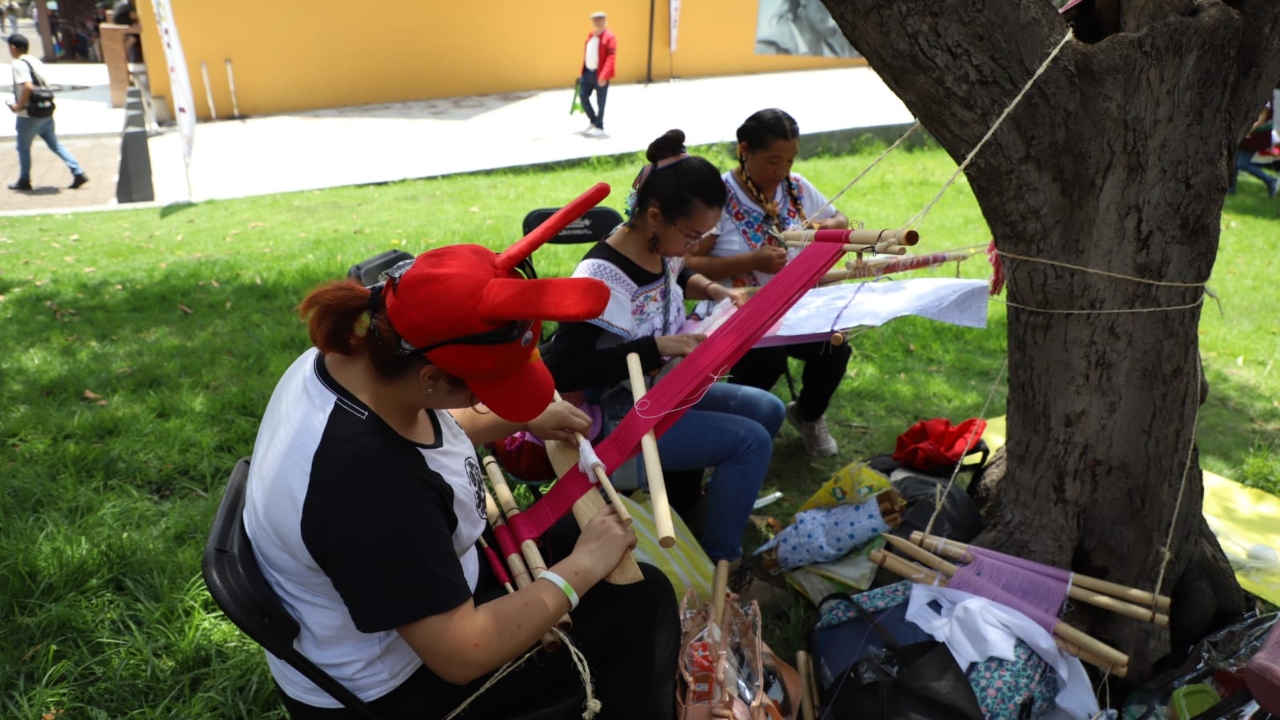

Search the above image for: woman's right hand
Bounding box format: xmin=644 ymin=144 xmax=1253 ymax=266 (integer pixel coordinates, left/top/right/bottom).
xmin=753 ymin=245 xmax=789 ymax=274
xmin=572 ymin=505 xmax=638 ymax=583
xmin=655 ymin=333 xmax=706 ymax=358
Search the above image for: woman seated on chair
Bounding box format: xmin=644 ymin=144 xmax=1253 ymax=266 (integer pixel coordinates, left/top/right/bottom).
xmin=685 ymin=108 xmax=852 ymax=459
xmin=243 ymin=241 xmax=679 ymax=719
xmin=542 ymin=130 xmax=786 ymax=598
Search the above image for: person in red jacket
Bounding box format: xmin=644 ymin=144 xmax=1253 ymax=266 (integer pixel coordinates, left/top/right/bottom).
xmin=578 ymin=11 xmax=617 ymax=139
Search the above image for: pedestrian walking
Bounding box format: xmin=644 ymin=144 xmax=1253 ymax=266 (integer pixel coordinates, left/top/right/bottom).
xmin=577 ymin=11 xmax=616 ymax=139
xmin=6 ymin=33 xmax=88 ymax=191
xmin=4 ymin=2 xmax=20 ymax=37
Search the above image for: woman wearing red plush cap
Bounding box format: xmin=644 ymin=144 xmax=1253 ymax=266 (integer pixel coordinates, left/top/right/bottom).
xmin=242 ymin=240 xmax=680 ymax=719
xmin=544 ymin=130 xmax=787 ymax=602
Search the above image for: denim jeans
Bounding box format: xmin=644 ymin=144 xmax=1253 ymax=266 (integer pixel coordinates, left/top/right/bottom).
xmin=15 ymin=115 xmax=84 ymax=182
xmin=1231 ymin=149 xmax=1278 ymax=196
xmin=578 ymin=68 xmax=608 ymax=130
xmin=637 ymin=381 xmax=785 ymax=563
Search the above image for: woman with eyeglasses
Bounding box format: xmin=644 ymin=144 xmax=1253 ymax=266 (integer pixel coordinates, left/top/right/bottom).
xmin=242 ymin=238 xmax=680 ymax=719
xmin=685 ymin=108 xmax=852 ymax=459
xmin=542 ymin=130 xmax=787 ymax=603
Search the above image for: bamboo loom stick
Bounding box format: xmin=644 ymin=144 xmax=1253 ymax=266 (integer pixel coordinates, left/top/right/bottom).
xmin=626 ymin=352 xmax=676 ymax=548
xmin=819 ymin=249 xmax=977 ymax=285
xmin=781 ymin=228 xmax=920 ymax=247
xmin=483 ymin=456 xmax=573 ymax=633
xmin=796 ymin=650 xmax=816 ymax=720
xmin=482 ymin=485 xmax=562 ymax=652
xmin=787 ymin=241 xmax=909 ymax=256
xmin=552 ymin=390 xmax=631 ymax=525
xmin=910 ymin=532 xmax=1172 ymax=613
xmin=869 ymin=549 xmax=1129 ymax=677
xmin=883 ymin=534 xmax=1168 ymax=628
xmin=880 ymin=536 xmax=1130 ymax=666
xmin=543 ymin=436 xmax=646 ymax=585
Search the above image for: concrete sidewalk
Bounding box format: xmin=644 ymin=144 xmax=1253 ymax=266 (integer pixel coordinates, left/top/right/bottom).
xmin=3 ymin=62 xmax=915 ymax=214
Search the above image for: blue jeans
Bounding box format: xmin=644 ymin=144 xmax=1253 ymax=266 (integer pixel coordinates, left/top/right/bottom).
xmin=1231 ymin=149 xmax=1278 ymax=196
xmin=638 ymin=382 xmax=785 ymax=563
xmin=15 ymin=115 xmax=84 ymax=182
xmin=579 ymin=68 xmax=608 ymax=130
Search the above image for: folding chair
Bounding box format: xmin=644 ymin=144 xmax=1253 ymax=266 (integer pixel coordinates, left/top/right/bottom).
xmin=347 ymin=249 xmax=415 ymax=286
xmin=203 ymin=457 xmax=585 ymax=720
xmin=520 ymin=206 xmax=623 ymax=244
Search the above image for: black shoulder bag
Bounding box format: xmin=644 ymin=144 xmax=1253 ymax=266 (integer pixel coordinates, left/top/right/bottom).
xmin=20 ymin=59 xmax=56 ymax=118
xmin=824 ymin=600 xmax=984 ymax=720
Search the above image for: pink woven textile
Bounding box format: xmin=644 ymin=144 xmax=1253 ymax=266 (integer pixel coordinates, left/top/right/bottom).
xmin=507 ymin=240 xmax=846 ymax=543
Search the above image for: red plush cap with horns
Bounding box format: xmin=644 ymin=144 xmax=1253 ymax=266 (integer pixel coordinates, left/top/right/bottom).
xmin=383 ymin=183 xmax=613 ymax=423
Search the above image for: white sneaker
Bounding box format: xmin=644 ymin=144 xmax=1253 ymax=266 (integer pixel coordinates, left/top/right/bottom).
xmin=577 ymin=123 xmax=596 ymax=135
xmin=786 ymin=402 xmax=838 ymax=457
xmin=584 ymin=126 xmax=608 ymax=138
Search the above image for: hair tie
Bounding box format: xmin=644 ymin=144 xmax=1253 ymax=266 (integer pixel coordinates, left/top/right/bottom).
xmin=631 ymin=150 xmax=692 ymax=196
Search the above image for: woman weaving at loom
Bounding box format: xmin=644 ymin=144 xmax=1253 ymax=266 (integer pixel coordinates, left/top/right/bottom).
xmin=685 ymin=108 xmax=852 ymax=458
xmin=542 ymin=130 xmax=786 ymax=602
xmin=242 ymin=229 xmax=679 ymax=719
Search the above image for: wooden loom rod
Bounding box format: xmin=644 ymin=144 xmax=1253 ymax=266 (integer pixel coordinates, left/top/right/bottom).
xmin=883 ymin=535 xmax=1169 ymax=628
xmin=626 ymin=352 xmax=676 ymax=548
xmin=780 ymin=228 xmax=920 ymax=247
xmin=786 ymin=241 xmax=909 ymax=256
xmin=543 ymin=437 xmax=646 ymax=585
xmin=553 ymin=390 xmax=631 ymax=525
xmin=795 ymin=650 xmax=816 ymax=720
xmin=910 ymin=532 xmax=1172 ymax=612
xmin=868 ymin=549 xmax=1129 ymax=676
xmin=483 ymin=456 xmax=573 ymax=633
xmin=482 ymin=485 xmax=562 ymax=652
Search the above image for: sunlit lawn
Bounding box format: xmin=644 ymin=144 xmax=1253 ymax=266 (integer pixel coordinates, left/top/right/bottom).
xmin=1 ymin=142 xmax=1275 ymax=717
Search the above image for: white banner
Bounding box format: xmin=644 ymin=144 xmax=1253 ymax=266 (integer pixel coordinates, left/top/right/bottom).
xmin=670 ymin=0 xmax=681 ymax=53
xmin=149 ymin=0 xmax=196 ymax=163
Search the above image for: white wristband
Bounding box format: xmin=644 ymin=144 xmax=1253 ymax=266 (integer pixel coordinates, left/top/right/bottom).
xmin=537 ymin=570 xmax=579 ymax=611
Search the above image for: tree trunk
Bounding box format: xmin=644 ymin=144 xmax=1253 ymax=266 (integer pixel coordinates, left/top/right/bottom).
xmin=823 ymin=0 xmax=1280 ymax=681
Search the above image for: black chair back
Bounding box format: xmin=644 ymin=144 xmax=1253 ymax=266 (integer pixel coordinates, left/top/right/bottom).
xmin=347 ymin=250 xmax=415 ymax=286
xmin=203 ymin=457 xmax=385 ymax=719
xmin=204 ymin=458 xmax=588 ymax=720
xmin=521 ymin=206 xmax=623 ymax=245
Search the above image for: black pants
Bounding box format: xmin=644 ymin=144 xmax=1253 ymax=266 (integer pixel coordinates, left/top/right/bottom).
xmin=579 ymin=68 xmax=608 ymax=130
xmin=280 ymin=518 xmax=680 ymax=720
xmin=728 ymin=340 xmax=852 ymax=421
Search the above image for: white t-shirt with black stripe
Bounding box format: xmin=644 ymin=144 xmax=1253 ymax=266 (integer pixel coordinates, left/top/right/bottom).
xmin=243 ymin=348 xmax=488 ymax=707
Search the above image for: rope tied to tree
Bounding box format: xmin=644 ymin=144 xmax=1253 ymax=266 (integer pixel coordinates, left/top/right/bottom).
xmin=907 ymin=28 xmax=1076 ymax=230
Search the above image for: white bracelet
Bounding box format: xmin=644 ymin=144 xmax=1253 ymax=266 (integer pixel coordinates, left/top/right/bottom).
xmin=537 ymin=570 xmax=579 ymax=611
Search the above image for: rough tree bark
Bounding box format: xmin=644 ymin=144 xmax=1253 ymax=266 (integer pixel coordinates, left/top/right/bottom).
xmin=822 ymin=0 xmax=1280 ymax=681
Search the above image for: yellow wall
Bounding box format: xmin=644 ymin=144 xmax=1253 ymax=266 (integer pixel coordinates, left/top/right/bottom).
xmin=139 ymin=1 xmax=862 ymax=120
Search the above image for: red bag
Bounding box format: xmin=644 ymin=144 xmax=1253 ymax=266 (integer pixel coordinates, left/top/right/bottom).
xmin=892 ymin=418 xmax=988 ymax=472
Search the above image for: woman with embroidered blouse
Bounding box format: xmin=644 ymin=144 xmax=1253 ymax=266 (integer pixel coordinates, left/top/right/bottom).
xmin=685 ymin=108 xmax=852 ymax=458
xmin=542 ymin=130 xmax=786 ymax=594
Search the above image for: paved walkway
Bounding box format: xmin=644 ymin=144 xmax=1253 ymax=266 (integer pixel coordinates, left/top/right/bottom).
xmin=3 ymin=41 xmax=915 ymax=215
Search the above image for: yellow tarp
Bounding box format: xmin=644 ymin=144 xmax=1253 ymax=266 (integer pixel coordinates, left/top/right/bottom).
xmin=981 ymin=416 xmax=1280 ymax=606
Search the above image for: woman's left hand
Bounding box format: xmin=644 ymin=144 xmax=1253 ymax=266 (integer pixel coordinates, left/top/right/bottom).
xmin=707 ymin=285 xmax=752 ymax=308
xmin=810 ymin=215 xmax=849 ymax=230
xmin=525 ymin=400 xmax=591 ymax=443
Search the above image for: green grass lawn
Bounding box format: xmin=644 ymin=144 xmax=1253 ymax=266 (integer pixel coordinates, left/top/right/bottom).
xmin=1 ymin=144 xmax=1276 ymax=718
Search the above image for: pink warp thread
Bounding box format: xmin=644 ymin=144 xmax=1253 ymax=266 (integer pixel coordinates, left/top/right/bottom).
xmin=507 ymin=241 xmax=847 ymax=543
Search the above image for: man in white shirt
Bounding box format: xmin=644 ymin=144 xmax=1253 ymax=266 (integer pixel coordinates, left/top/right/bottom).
xmin=6 ymin=33 xmax=87 ymax=191
xmin=577 ymin=11 xmax=616 ymax=139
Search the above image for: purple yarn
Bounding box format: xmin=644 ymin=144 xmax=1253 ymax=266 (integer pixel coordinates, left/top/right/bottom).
xmin=968 ymin=546 xmax=1073 ymax=583
xmin=947 ymin=569 xmax=1063 ymax=635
